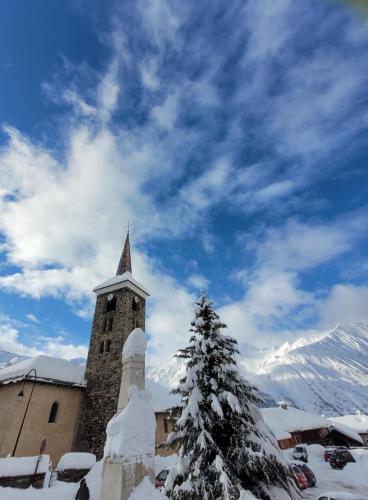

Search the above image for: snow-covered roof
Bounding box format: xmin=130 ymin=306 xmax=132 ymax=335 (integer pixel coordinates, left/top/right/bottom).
xmin=0 ymin=455 xmax=51 ymax=477
xmin=57 ymin=452 xmax=96 ymax=471
xmin=93 ymin=271 xmax=150 ymax=297
xmin=328 ymin=414 xmax=368 ymax=434
xmin=261 ymin=406 xmax=328 ymax=440
xmin=0 ymin=355 xmax=86 ymax=387
xmin=261 ymin=406 xmax=363 ymax=444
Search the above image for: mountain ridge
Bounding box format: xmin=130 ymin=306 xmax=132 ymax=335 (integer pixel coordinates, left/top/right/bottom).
xmin=2 ymin=322 xmax=368 ymax=417
xmin=147 ymin=322 xmax=368 ymax=417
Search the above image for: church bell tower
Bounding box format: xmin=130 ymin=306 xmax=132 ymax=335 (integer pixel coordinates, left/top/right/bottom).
xmin=73 ymin=232 xmax=150 ymax=458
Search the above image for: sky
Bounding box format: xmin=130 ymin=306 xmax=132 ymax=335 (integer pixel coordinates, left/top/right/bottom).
xmin=0 ymin=0 xmax=367 ymax=363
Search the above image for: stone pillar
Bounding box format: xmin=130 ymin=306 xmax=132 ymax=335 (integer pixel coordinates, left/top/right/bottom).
xmin=100 ymin=328 xmax=155 ymax=500
xmin=117 ymin=353 xmax=145 ymax=414
xmin=100 ymin=455 xmax=155 ymax=500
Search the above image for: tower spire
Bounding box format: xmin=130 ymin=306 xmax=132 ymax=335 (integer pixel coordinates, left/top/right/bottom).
xmin=116 ymin=229 xmax=132 ymax=275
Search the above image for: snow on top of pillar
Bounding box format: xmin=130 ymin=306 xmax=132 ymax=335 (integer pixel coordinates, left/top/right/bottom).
xmin=123 ymin=328 xmax=147 ymax=358
xmin=104 ymin=385 xmax=156 ymax=459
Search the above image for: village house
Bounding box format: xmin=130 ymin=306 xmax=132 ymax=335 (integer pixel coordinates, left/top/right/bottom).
xmin=261 ymin=406 xmax=364 ymax=449
xmin=328 ymin=413 xmax=368 ymax=446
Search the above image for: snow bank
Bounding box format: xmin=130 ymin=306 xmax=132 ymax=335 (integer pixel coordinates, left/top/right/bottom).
xmin=0 ymin=481 xmax=77 ymax=499
xmin=104 ymin=385 xmax=156 ymax=459
xmin=0 ymin=455 xmax=51 ymax=477
xmin=239 ymin=489 xmax=260 ymax=499
xmin=340 ymin=449 xmax=368 ymax=488
xmin=57 ymin=452 xmax=96 ymax=471
xmin=155 ymin=453 xmax=178 ymax=475
xmin=85 ymin=460 xmax=103 ymax=500
xmin=0 ymin=355 xmax=85 ymax=386
xmin=128 ymin=476 xmax=165 ymax=499
xmin=123 ymin=328 xmax=147 ymax=358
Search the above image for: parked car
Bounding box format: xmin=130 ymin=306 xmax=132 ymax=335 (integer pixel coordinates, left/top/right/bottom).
xmin=298 ymin=463 xmax=316 ymax=487
xmin=324 ymin=446 xmax=347 ymax=462
xmin=329 ymin=449 xmax=356 ymax=470
xmin=155 ymin=469 xmax=170 ymax=490
xmin=290 ymin=464 xmax=308 ymax=490
xmin=293 ymin=445 xmax=308 ymax=462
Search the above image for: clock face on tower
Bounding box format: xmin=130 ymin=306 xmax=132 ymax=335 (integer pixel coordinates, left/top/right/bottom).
xmin=108 ymin=293 xmax=114 ymax=301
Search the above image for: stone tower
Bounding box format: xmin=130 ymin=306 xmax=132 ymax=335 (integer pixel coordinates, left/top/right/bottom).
xmin=73 ymin=232 xmax=150 ymax=458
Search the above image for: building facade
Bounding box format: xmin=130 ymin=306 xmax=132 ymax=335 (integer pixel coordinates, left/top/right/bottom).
xmin=0 ymin=356 xmax=84 ymax=465
xmin=73 ymin=233 xmax=150 ymax=458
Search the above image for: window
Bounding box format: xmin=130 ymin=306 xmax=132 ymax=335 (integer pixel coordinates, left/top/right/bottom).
xmin=132 ymin=296 xmax=139 ymax=311
xmin=104 ymin=318 xmax=113 ymax=332
xmin=163 ymin=417 xmax=169 ymax=433
xmin=106 ymin=339 xmax=111 ymax=352
xmin=99 ymin=341 xmax=104 ymax=354
xmin=106 ymin=296 xmax=116 ymax=312
xmin=48 ymin=402 xmax=59 ymax=423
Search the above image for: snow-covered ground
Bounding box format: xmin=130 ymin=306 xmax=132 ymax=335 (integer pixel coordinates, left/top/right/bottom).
xmin=1 ymin=446 xmax=368 ymax=499
xmin=284 ymin=445 xmax=368 ymax=499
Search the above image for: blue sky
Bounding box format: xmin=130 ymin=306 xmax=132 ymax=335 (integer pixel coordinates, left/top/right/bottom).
xmin=0 ymin=0 xmax=367 ymax=362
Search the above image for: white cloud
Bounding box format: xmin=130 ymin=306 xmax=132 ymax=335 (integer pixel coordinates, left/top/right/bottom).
xmin=0 ymin=1 xmax=367 ymax=362
xmin=140 ymin=57 xmax=160 ymax=91
xmin=218 ymin=216 xmax=368 ymax=346
xmin=319 ymin=284 xmax=368 ymax=328
xmin=26 ymin=313 xmax=39 ymax=324
xmin=97 ymin=60 xmax=119 ymax=123
xmin=187 ymin=274 xmax=209 ymax=290
xmin=255 ymin=219 xmax=354 ymax=272
xmin=0 ymin=317 xmax=87 ymax=360
xmin=150 ymin=92 xmax=179 ymax=130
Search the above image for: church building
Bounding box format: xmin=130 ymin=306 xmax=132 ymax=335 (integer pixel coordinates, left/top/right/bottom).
xmin=0 ymin=233 xmax=174 ymax=465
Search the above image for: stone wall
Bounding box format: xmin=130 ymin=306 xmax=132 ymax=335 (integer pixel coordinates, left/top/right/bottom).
xmin=0 ymin=473 xmax=45 ymax=489
xmin=73 ymin=287 xmax=145 ymax=459
xmin=57 ymin=468 xmax=90 ymax=483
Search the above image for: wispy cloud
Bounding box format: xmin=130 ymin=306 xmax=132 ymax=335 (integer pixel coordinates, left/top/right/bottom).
xmin=0 ymin=0 xmax=367 ymax=359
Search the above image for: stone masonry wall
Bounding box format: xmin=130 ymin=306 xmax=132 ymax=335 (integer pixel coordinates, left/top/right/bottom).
xmin=73 ymin=287 xmax=145 ymax=459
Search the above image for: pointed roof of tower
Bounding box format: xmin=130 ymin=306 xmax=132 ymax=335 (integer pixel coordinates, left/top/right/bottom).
xmin=116 ymin=231 xmax=132 ymax=275
xmin=93 ymin=229 xmax=150 ymax=297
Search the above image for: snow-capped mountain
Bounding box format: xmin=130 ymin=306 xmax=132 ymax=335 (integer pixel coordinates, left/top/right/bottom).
xmin=0 ymin=350 xmax=27 ymax=369
xmin=2 ymin=322 xmax=368 ymax=417
xmin=147 ymin=322 xmax=368 ymax=417
xmin=248 ymin=322 xmax=368 ymax=416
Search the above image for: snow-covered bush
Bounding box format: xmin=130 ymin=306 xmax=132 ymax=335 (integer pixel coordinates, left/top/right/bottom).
xmin=166 ymin=296 xmax=299 ymax=500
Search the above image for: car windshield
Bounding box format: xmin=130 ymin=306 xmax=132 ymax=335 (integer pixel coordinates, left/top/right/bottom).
xmin=295 ymin=447 xmax=304 ymax=452
xmin=157 ymin=470 xmax=169 ymax=480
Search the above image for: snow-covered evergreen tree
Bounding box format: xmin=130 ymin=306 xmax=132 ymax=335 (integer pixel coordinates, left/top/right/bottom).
xmin=166 ymin=296 xmax=299 ymax=500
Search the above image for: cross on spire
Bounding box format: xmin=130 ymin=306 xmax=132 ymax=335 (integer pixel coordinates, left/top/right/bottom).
xmin=116 ymin=229 xmax=132 ymax=275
